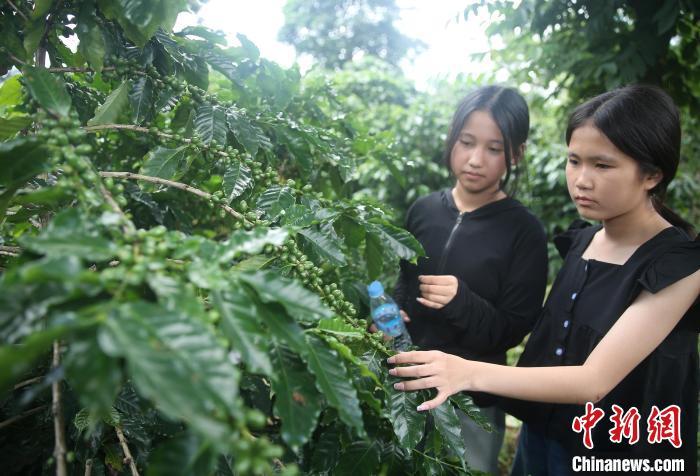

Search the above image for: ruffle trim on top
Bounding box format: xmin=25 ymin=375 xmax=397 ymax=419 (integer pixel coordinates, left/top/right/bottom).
xmin=637 ymin=234 xmax=700 ymax=294
xmin=553 ymin=219 xmax=593 ymax=259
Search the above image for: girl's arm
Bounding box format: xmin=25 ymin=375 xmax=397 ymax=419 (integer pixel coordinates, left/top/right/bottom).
xmin=388 ymin=269 xmax=700 ymax=411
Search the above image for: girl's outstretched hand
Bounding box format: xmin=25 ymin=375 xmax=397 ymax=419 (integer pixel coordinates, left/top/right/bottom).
xmin=387 ymin=350 xmax=470 ymax=411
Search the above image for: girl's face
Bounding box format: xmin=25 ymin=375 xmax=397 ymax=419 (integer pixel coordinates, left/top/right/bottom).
xmin=450 ymin=110 xmax=508 ymax=195
xmin=566 ymin=123 xmax=661 ymax=222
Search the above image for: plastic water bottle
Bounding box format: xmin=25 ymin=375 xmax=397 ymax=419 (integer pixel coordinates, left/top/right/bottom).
xmin=367 ymin=280 xmax=412 ymax=351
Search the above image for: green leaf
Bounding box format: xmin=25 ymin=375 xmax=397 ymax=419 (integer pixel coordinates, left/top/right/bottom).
xmin=0 ymin=325 xmax=70 ymax=392
xmin=219 ymin=228 xmax=288 ymax=262
xmin=31 ymin=0 xmax=54 ymax=19
xmin=97 ymin=0 xmax=187 ymax=47
xmin=87 ymin=80 xmax=130 ymax=126
xmin=431 ymin=401 xmax=466 ymax=466
xmin=369 ymin=222 xmax=424 ymax=263
xmin=226 ymin=109 xmax=270 ymax=156
xmin=222 ymin=161 xmax=252 ymax=203
xmin=23 ymin=66 xmax=72 ymax=117
xmin=389 ymin=386 xmax=426 ymax=450
xmin=317 ymin=318 xmax=363 ymax=338
xmin=256 ymin=186 xmax=295 ymax=221
xmin=212 ymin=288 xmax=272 ymax=376
xmin=449 ymin=392 xmax=492 ymax=432
xmin=129 ymin=75 xmax=154 ymax=124
xmin=298 ymin=228 xmax=347 ymax=266
xmin=23 ymin=21 xmax=44 ymax=59
xmin=0 ymin=76 xmax=23 ymax=110
xmin=176 ymin=26 xmax=228 ymax=45
xmin=65 ymin=332 xmax=122 ymax=420
xmin=364 ymin=231 xmax=383 ymax=280
xmin=0 ymin=137 xmax=49 ymax=187
xmin=238 ymin=271 xmax=333 ymax=322
xmin=0 ymin=115 xmax=33 ymax=139
xmin=334 ymin=441 xmax=381 ymax=474
xmin=76 ymin=10 xmax=106 ymax=73
xmin=99 ymin=302 xmax=239 ymax=444
xmin=20 ymin=208 xmax=117 ymax=261
xmin=303 ymin=335 xmax=365 ymax=437
xmin=309 ymin=425 xmax=342 ymax=473
xmin=270 ymin=344 xmax=322 ymax=450
xmin=194 ymin=104 xmax=227 ymax=145
xmin=148 ymin=432 xmax=218 ymax=476
xmin=140 ymin=146 xmax=190 ymax=180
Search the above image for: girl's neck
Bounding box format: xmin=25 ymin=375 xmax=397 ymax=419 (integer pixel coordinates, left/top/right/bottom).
xmin=601 ymin=199 xmax=670 ymax=246
xmin=451 ymin=183 xmax=507 ymax=213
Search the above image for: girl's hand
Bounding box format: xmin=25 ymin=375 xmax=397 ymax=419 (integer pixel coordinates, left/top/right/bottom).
xmin=417 ymin=275 xmax=458 ymax=309
xmin=386 ymin=350 xmax=470 ymax=411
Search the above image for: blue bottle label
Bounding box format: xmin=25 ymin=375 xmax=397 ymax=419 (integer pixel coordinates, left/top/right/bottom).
xmin=372 ymin=303 xmax=403 ymax=337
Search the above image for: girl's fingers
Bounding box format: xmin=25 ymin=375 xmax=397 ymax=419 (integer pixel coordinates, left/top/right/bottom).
xmin=416 ymin=392 xmax=449 ymax=412
xmin=393 ymin=377 xmax=438 ymax=391
xmin=418 ymin=275 xmax=452 ymax=285
xmin=388 ymin=364 xmax=432 ymax=378
xmin=387 ymin=350 xmax=437 ymax=365
xmin=419 ymin=284 xmax=453 ymax=296
xmin=400 ymin=310 xmax=411 ymax=322
xmin=417 ymin=297 xmax=445 ymax=309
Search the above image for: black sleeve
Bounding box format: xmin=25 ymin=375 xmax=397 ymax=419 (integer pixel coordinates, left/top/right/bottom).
xmin=392 ymin=202 xmax=419 ymax=310
xmin=441 ymin=222 xmax=549 ymax=354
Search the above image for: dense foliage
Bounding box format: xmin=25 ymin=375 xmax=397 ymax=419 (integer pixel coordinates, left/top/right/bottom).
xmin=0 ymin=1 xmax=488 ymax=475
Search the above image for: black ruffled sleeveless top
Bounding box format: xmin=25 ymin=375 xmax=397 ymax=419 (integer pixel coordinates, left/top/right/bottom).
xmin=502 ymin=220 xmax=699 ymax=470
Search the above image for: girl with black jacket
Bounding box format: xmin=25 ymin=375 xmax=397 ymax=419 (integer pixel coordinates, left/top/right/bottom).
xmin=389 ymin=85 xmax=700 ymax=475
xmin=390 ymin=85 xmax=549 ymax=474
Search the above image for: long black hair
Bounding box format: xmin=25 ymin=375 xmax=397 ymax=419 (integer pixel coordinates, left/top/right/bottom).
xmin=443 ymin=85 xmax=529 ymax=195
xmin=565 ymin=84 xmax=695 ymax=237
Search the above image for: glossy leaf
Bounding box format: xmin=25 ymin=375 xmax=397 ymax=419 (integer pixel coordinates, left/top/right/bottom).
xmin=20 ymin=209 xmax=117 ymax=261
xmin=130 ymin=75 xmax=154 ymax=124
xmin=369 ymin=222 xmax=424 ymax=263
xmin=238 ymin=271 xmax=333 ymax=322
xmin=97 ymin=0 xmax=187 ymax=47
xmin=226 ymin=109 xmax=270 ymax=156
xmin=76 ymin=11 xmax=106 ymax=73
xmin=450 ymin=392 xmax=492 ymax=432
xmin=219 ymin=228 xmax=288 ymax=262
xmin=147 ymin=432 xmax=218 ymax=476
xmin=270 ymin=344 xmax=322 ymax=450
xmin=194 ymin=104 xmax=227 ymax=145
xmin=298 ymin=227 xmax=347 ymax=266
xmin=430 ymin=402 xmax=466 ymax=466
xmin=317 ymin=318 xmax=363 ymax=339
xmin=255 ymin=186 xmax=295 ymax=221
xmin=88 ymin=80 xmax=130 ymax=126
xmin=334 ymin=441 xmax=381 ymax=474
xmin=23 ymin=66 xmax=72 ymax=117
xmin=303 ymin=335 xmax=365 ymax=437
xmin=0 ymin=137 xmax=49 ymax=188
xmin=140 ymin=146 xmax=190 ymax=180
xmin=99 ymin=301 xmax=239 ymax=444
xmin=364 ymin=231 xmax=383 ymax=280
xmin=0 ymin=76 xmax=23 ymax=110
xmin=222 ymin=160 xmax=252 ymax=203
xmin=389 ymin=386 xmax=426 ymax=450
xmin=0 ymin=115 xmax=32 ymax=139
xmin=212 ymin=288 xmax=272 ymax=376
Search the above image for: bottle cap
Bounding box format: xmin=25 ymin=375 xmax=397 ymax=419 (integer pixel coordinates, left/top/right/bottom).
xmin=367 ymin=280 xmax=384 ymax=298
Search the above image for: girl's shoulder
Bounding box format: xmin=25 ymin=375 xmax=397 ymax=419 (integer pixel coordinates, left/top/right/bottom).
xmin=636 ymin=227 xmax=700 ymax=295
xmin=553 ymin=219 xmax=600 ymax=259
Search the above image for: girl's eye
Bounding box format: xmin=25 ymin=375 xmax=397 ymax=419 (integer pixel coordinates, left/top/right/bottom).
xmin=460 ymin=140 xmax=473 ymax=146
xmin=489 ymin=148 xmax=503 ymax=154
xmin=567 ymin=158 xmax=579 ymax=165
xmin=596 ymin=163 xmax=612 ymax=169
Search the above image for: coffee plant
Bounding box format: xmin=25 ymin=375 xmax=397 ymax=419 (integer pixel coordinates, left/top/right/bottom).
xmin=0 ymin=1 xmax=488 ymax=475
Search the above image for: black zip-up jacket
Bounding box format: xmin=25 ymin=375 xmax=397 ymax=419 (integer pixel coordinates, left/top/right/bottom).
xmin=394 ymin=189 xmax=548 ymax=367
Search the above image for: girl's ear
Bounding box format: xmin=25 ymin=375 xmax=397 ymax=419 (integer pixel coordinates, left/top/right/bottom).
xmin=644 ymin=170 xmax=663 ymax=192
xmin=512 ymin=143 xmax=526 ymax=166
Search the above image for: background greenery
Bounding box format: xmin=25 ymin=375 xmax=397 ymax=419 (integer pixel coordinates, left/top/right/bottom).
xmin=0 ymin=1 xmax=698 ymax=475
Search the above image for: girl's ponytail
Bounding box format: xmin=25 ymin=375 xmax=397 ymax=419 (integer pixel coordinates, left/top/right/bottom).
xmin=652 ymin=196 xmax=696 ymax=239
